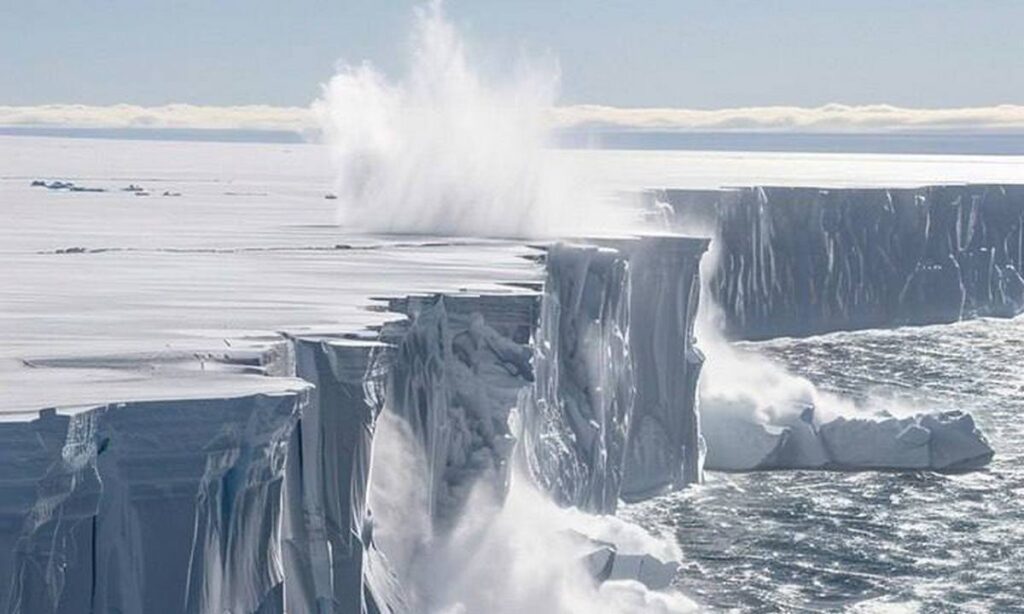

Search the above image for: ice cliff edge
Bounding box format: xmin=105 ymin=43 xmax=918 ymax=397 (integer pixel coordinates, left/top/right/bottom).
xmin=659 ymin=184 xmax=1024 ymax=340
xmin=0 ymin=235 xmax=709 ymax=614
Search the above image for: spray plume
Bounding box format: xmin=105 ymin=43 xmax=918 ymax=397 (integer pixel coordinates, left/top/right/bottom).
xmin=369 ymin=411 xmax=697 ymax=614
xmin=313 ymin=2 xmax=631 ymax=238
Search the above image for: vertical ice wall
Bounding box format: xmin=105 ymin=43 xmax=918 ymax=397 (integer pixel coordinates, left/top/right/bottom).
xmin=609 ymin=237 xmax=709 ymax=500
xmin=281 ymin=337 xmax=396 ymax=614
xmin=0 ymin=410 xmax=100 ymax=614
xmin=514 ymin=238 xmax=709 ymax=512
xmin=0 ymin=392 xmax=304 ymax=614
xmin=519 ymin=244 xmax=634 ymax=514
xmin=661 ymin=184 xmax=1024 ymax=339
xmin=358 ymin=239 xmax=708 ymax=609
xmin=381 ymin=294 xmax=538 ymax=525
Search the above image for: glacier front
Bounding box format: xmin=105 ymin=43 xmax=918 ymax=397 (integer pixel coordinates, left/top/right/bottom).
xmin=658 ymin=184 xmax=1024 ymax=340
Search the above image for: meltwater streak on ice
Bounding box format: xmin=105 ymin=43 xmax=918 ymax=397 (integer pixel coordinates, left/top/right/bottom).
xmin=313 ymin=2 xmax=630 ymax=239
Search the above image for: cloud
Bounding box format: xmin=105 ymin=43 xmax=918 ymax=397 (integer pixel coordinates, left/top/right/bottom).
xmin=553 ymin=103 xmax=1024 ymax=133
xmin=0 ymin=103 xmax=313 ymax=132
xmin=2 ymin=102 xmax=1024 ymax=134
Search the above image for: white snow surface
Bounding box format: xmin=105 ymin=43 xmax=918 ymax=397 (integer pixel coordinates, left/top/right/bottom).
xmin=1 ymin=136 xmax=544 ymax=416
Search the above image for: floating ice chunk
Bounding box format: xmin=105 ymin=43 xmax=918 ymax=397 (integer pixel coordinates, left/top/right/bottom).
xmin=776 ymin=407 xmax=830 ymax=468
xmin=569 ymin=527 xmax=680 ymax=591
xmin=580 ymin=543 xmax=616 ymax=580
xmin=606 ymin=552 xmax=679 ymax=590
xmin=701 ymin=401 xmax=788 ymax=471
xmin=921 ymin=411 xmax=994 ymax=470
xmin=704 ymin=402 xmax=994 ymax=472
xmin=821 ymin=415 xmax=932 ymax=469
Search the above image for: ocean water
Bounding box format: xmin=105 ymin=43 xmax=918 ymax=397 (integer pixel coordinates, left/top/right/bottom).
xmin=625 ymin=316 xmax=1024 ymax=613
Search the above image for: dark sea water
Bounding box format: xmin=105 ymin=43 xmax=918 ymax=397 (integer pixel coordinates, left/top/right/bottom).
xmin=625 ymin=316 xmax=1024 ymax=613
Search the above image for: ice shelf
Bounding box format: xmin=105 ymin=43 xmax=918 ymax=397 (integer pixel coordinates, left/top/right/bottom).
xmin=659 ymin=184 xmax=1024 ymax=339
xmin=1 ymin=166 xmax=712 ymax=613
xmin=1 ymin=136 xmax=1005 ymax=613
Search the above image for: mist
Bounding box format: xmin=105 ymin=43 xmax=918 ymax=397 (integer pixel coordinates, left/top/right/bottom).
xmin=313 ymin=1 xmax=630 ymax=238
xmin=369 ymin=410 xmax=697 ymax=614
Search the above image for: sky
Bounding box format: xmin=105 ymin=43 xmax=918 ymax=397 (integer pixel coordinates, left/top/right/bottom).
xmin=2 ymin=0 xmax=1023 ymax=110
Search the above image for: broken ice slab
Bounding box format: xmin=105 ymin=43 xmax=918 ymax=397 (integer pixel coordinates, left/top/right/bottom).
xmin=573 ymin=531 xmax=680 ymax=591
xmin=703 ymin=407 xmax=993 ymax=472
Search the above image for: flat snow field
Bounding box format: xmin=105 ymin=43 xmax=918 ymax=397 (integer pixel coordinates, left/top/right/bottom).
xmin=0 ymin=136 xmax=542 ymax=416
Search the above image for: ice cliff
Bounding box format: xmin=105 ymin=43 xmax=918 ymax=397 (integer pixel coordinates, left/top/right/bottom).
xmin=606 ymin=238 xmax=707 ymax=501
xmin=521 ymin=237 xmax=708 ymax=513
xmin=279 ymin=236 xmax=711 ymax=612
xmin=659 ymin=184 xmax=1024 ymax=339
xmin=1 ymin=235 xmax=709 ymax=613
xmin=0 ymin=390 xmax=306 ymax=613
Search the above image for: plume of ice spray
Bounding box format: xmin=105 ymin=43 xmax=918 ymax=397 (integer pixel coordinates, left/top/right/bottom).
xmin=369 ymin=409 xmax=697 ymax=614
xmin=656 ymin=201 xmax=858 ymax=428
xmin=366 ymin=411 xmax=432 ymax=583
xmin=314 ymin=2 xmax=627 ymax=238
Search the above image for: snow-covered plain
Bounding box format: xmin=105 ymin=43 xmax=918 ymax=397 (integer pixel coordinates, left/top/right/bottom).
xmin=1 ymin=136 xmax=544 ymax=415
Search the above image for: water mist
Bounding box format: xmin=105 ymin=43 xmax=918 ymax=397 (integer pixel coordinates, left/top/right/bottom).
xmin=313 ymin=2 xmax=629 ymax=238
xmin=324 ymin=4 xmax=695 ymax=613
xmin=369 ymin=409 xmax=697 ymax=614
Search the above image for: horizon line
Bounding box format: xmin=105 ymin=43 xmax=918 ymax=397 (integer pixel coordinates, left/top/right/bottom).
xmin=3 ymin=103 xmax=1024 ymax=135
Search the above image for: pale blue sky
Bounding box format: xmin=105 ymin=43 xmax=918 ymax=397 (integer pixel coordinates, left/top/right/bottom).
xmin=2 ymin=0 xmax=1022 ymax=109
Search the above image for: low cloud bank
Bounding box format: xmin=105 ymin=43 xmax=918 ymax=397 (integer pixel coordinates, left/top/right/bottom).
xmin=0 ymin=103 xmax=312 ymax=132
xmin=555 ymin=103 xmax=1024 ymax=133
xmin=3 ymin=102 xmax=1024 ymax=134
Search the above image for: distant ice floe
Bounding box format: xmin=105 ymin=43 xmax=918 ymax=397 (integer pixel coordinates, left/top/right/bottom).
xmin=29 ymin=179 xmax=182 ymax=197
